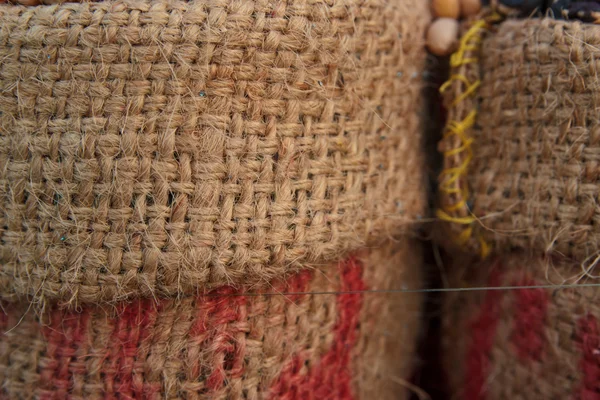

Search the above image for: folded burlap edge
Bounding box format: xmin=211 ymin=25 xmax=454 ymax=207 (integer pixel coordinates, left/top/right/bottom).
xmin=0 ymin=0 xmax=430 ymax=307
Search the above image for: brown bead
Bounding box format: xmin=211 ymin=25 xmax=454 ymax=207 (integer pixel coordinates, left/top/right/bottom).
xmin=11 ymin=0 xmax=41 ymax=5
xmin=427 ymin=18 xmax=460 ymax=57
xmin=432 ymin=0 xmax=461 ymax=19
xmin=7 ymin=0 xmax=72 ymax=5
xmin=460 ymin=0 xmax=482 ymax=17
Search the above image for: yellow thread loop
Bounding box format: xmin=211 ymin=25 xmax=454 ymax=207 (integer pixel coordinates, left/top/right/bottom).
xmin=440 ymin=75 xmax=472 ymax=93
xmin=444 ymin=137 xmax=474 ymax=157
xmin=450 ymin=20 xmax=487 ymax=67
xmin=436 ymin=15 xmax=498 ymax=260
xmin=452 ymin=80 xmax=481 ymax=106
xmin=436 ymin=209 xmax=476 ymax=225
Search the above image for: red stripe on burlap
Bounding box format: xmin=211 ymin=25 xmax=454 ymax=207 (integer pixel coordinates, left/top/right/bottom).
xmin=576 ymin=314 xmax=600 ymax=400
xmin=510 ymin=278 xmax=548 ymax=362
xmin=269 ymin=256 xmax=365 ymax=400
xmin=114 ymin=299 xmax=159 ymax=399
xmin=39 ymin=308 xmax=91 ymax=400
xmin=464 ymin=268 xmax=503 ymax=400
xmin=189 ymin=270 xmax=314 ymax=395
xmin=32 ymin=269 xmax=318 ymax=398
xmin=198 ymin=287 xmax=247 ymax=392
xmin=278 ymin=269 xmax=314 ymax=303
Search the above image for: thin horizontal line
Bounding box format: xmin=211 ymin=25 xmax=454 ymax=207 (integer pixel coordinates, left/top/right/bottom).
xmin=204 ymin=282 xmax=600 ymax=297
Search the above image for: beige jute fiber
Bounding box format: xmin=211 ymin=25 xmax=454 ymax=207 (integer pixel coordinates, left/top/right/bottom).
xmin=443 ymin=252 xmax=600 ymax=399
xmin=0 ymin=240 xmax=423 ymax=400
xmin=0 ymin=0 xmax=430 ymax=305
xmin=438 ymin=18 xmax=600 ymax=260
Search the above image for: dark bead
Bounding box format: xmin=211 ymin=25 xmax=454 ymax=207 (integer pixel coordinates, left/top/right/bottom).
xmin=565 ymin=2 xmax=600 ymax=22
xmin=499 ymin=0 xmax=546 ymax=11
xmin=547 ymin=0 xmax=571 ymax=18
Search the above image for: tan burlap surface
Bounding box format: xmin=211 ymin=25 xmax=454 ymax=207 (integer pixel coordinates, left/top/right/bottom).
xmin=0 ymin=0 xmax=430 ymax=305
xmin=443 ymin=252 xmax=600 ymax=400
xmin=438 ymin=18 xmax=600 ymax=261
xmin=0 ymin=239 xmax=423 ymax=400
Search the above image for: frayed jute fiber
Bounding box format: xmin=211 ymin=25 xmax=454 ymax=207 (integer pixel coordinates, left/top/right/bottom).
xmin=0 ymin=240 xmax=423 ymax=400
xmin=443 ymin=252 xmax=600 ymax=400
xmin=438 ymin=18 xmax=600 ymax=260
xmin=0 ymin=0 xmax=430 ymax=306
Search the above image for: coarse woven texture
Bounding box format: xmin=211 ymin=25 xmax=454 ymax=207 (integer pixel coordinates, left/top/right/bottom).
xmin=0 ymin=240 xmax=424 ymax=400
xmin=352 ymin=239 xmax=424 ymax=400
xmin=439 ymin=18 xmax=600 ymax=260
xmin=443 ymin=252 xmax=600 ymax=400
xmin=0 ymin=0 xmax=430 ymax=306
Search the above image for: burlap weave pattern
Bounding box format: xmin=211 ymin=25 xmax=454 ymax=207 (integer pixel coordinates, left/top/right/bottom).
xmin=0 ymin=0 xmax=429 ymax=304
xmin=0 ymin=240 xmax=423 ymax=400
xmin=438 ymin=18 xmax=600 ymax=259
xmin=352 ymin=240 xmax=423 ymax=400
xmin=443 ymin=253 xmax=600 ymax=399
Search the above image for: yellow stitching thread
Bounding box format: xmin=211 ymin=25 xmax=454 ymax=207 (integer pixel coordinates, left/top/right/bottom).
xmin=437 ymin=16 xmax=496 ymax=259
xmin=452 ymin=80 xmax=481 ymax=106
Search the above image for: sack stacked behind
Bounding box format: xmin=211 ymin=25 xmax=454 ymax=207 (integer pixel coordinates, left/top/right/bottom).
xmin=439 ymin=17 xmax=600 ymax=400
xmin=443 ymin=253 xmax=600 ymax=400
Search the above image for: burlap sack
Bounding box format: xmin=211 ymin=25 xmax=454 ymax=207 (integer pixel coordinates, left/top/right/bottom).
xmin=443 ymin=252 xmax=600 ymax=400
xmin=438 ymin=17 xmax=600 ymax=260
xmin=0 ymin=239 xmax=423 ymax=400
xmin=0 ymin=0 xmax=429 ymax=306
